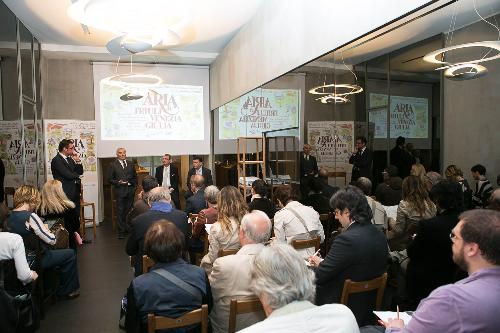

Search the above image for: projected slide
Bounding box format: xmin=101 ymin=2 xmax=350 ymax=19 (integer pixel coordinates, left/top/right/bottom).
xmin=100 ymin=82 xmax=204 ymax=140
xmin=369 ymin=93 xmax=428 ymax=139
xmin=219 ymin=89 xmax=300 ymax=140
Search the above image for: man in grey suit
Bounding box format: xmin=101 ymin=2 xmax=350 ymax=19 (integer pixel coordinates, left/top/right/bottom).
xmin=108 ymin=147 xmax=137 ymax=239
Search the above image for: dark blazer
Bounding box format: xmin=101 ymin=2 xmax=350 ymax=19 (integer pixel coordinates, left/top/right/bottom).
xmin=406 ymin=209 xmax=461 ymax=303
xmin=300 ymin=153 xmax=318 ymax=177
xmin=302 ymin=193 xmax=331 ymax=215
xmin=349 ymin=148 xmax=373 ymax=181
xmin=50 ymin=153 xmax=83 ymax=202
xmin=390 ymin=146 xmax=415 ymax=179
xmin=185 ymin=189 xmax=207 ymax=215
xmin=126 ymin=209 xmax=190 ymax=276
xmin=108 ymin=159 xmax=137 ymax=197
xmin=154 ymin=164 xmax=180 ymax=193
xmin=186 ymin=167 xmax=213 ymax=189
xmin=315 ymin=222 xmax=388 ymax=326
xmin=320 ymin=181 xmax=340 ymax=201
xmin=248 ymin=197 xmax=275 ymax=219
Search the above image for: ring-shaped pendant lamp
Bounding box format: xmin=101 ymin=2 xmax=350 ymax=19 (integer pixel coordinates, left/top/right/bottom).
xmin=444 ymin=63 xmax=488 ymax=81
xmin=308 ymin=83 xmax=363 ymax=96
xmin=423 ymin=41 xmax=500 ymax=68
xmin=317 ymin=95 xmax=350 ymax=104
xmin=102 ymin=74 xmax=163 ymax=87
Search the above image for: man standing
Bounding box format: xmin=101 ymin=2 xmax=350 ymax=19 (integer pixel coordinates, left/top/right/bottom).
xmin=299 ymin=144 xmax=318 ymax=198
xmin=470 ymin=164 xmax=494 ymax=208
xmin=390 ymin=136 xmax=415 ymax=179
xmin=155 ymin=153 xmax=180 ymax=209
xmin=349 ymin=136 xmax=373 ymax=182
xmin=186 ymin=156 xmax=213 ymax=198
xmin=209 ymin=210 xmax=271 ymax=333
xmin=51 ymin=139 xmax=83 ymax=236
xmin=108 ymin=147 xmax=137 ymax=239
xmin=381 ymin=209 xmax=500 ymax=333
xmin=185 ymin=174 xmax=207 ymax=215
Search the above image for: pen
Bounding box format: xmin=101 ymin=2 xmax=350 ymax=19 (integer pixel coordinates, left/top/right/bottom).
xmin=312 ymin=248 xmax=321 ymax=257
xmin=397 ymin=305 xmax=400 ymax=320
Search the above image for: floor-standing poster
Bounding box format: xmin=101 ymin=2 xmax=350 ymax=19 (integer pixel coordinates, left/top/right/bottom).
xmin=44 ymin=120 xmax=100 ymax=224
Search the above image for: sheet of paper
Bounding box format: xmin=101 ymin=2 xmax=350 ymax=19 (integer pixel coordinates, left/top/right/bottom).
xmin=373 ymin=311 xmax=412 ymax=326
xmin=205 ymin=224 xmax=212 ymax=234
xmin=383 ymin=205 xmax=398 ymax=220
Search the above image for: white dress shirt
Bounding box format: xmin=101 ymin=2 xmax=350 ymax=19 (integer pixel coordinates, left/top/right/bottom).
xmin=0 ymin=232 xmax=33 ymax=284
xmin=162 ymin=165 xmax=171 ymax=188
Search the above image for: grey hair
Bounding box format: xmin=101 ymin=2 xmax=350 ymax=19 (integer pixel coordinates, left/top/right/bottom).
xmin=425 ymin=171 xmax=443 ymax=187
xmin=147 ymin=187 xmax=171 ymax=203
xmin=204 ymin=185 xmax=220 ymax=205
xmin=250 ymin=243 xmax=316 ymax=311
xmin=356 ymin=177 xmax=372 ymax=196
xmin=241 ymin=210 xmax=271 ymax=244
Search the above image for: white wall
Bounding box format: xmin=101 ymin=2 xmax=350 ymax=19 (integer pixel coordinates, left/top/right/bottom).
xmin=209 ymin=0 xmax=430 ymax=109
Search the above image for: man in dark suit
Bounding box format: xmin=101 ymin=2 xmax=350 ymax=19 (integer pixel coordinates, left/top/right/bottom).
xmin=299 ymin=144 xmax=318 ymax=198
xmin=185 ymin=155 xmax=213 ymax=198
xmin=154 ymin=153 xmax=180 ymax=209
xmin=349 ymin=136 xmax=373 ymax=182
xmin=50 ymin=139 xmax=84 ymax=238
xmin=309 ymin=186 xmax=388 ymax=326
xmin=185 ymin=174 xmax=207 ymax=215
xmin=126 ymin=187 xmax=190 ymax=276
xmin=318 ymin=168 xmax=339 ymax=200
xmin=390 ymin=136 xmax=415 ymax=179
xmin=108 ymin=147 xmax=137 ymax=239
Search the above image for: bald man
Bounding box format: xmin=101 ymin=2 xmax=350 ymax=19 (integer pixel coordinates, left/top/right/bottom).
xmin=108 ymin=148 xmax=137 ymax=239
xmin=209 ymin=210 xmax=271 ymax=333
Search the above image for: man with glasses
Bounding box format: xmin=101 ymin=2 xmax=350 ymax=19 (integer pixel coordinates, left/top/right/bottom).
xmin=378 ymin=209 xmax=500 ymax=333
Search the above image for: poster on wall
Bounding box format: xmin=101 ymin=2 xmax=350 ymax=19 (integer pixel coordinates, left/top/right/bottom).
xmin=0 ymin=121 xmax=42 ymax=188
xmin=219 ymin=89 xmax=300 ymax=140
xmin=369 ymin=93 xmax=429 ymax=138
xmin=44 ymin=120 xmax=99 ymax=223
xmin=307 ymin=121 xmax=354 ymax=172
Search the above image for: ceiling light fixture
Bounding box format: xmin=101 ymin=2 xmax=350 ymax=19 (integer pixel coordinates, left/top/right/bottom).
xmin=308 ymin=83 xmax=363 ymax=96
xmin=444 ymin=63 xmax=488 ymax=81
xmin=102 ymin=73 xmax=163 ymax=88
xmin=317 ymin=95 xmax=350 ymax=104
xmin=423 ymin=41 xmax=500 ymax=68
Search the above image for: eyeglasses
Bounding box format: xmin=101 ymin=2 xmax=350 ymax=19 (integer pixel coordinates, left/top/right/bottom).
xmin=449 ymin=231 xmax=461 ymax=242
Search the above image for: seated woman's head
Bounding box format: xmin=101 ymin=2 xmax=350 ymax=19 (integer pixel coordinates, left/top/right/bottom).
xmin=410 ymin=163 xmax=426 ymax=180
xmin=40 ymin=179 xmax=75 ymax=215
xmin=330 ymin=186 xmax=372 ymax=226
xmin=144 ymin=220 xmax=184 ymax=264
xmin=445 ymin=164 xmax=463 ymax=181
xmin=204 ymin=185 xmax=220 ymax=206
xmin=217 ymin=186 xmax=247 ymax=231
xmin=14 ymin=185 xmax=41 ymax=212
xmin=272 ymin=185 xmax=297 ymax=208
xmin=402 ymin=175 xmax=433 ymax=215
xmin=251 ymin=179 xmax=268 ymax=197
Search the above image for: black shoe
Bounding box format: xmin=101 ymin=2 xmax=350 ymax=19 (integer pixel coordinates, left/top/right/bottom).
xmin=58 ymin=290 xmax=80 ymax=300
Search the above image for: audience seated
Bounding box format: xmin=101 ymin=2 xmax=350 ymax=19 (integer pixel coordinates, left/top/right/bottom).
xmin=470 ymin=164 xmax=494 ymax=208
xmin=302 ymin=178 xmax=331 ymax=215
xmin=185 ymin=175 xmax=208 ymax=215
xmin=309 ymin=186 xmax=388 ymax=326
xmin=318 ymin=168 xmax=340 ymax=200
xmin=209 ymin=210 xmax=270 ymax=333
xmin=406 ymin=180 xmax=463 ymax=306
xmin=192 ymin=185 xmax=220 ymax=240
xmin=125 ymin=221 xmax=212 ymax=333
xmin=240 ymin=243 xmax=359 ymax=333
xmin=445 ymin=164 xmax=472 ymax=209
xmin=200 ymin=186 xmax=246 ymax=275
xmin=423 ymin=171 xmax=442 ymax=193
xmin=39 ymin=179 xmax=79 ymax=250
xmin=247 ymin=179 xmax=275 ymax=219
xmin=375 ymin=165 xmax=402 ymax=206
xmin=273 ymin=185 xmax=325 ymax=259
xmin=355 ymin=177 xmax=388 ymax=231
xmin=378 ymin=210 xmax=500 ymax=333
xmin=126 ymin=187 xmax=190 ymax=276
xmin=410 ymin=163 xmax=426 ymax=184
xmin=387 ymin=176 xmax=436 ymax=251
xmin=488 ymin=188 xmax=500 ymax=211
xmin=0 ymin=232 xmax=38 ymax=284
xmin=126 ymin=176 xmax=159 ymax=226
xmin=5 ymin=185 xmax=80 ymax=299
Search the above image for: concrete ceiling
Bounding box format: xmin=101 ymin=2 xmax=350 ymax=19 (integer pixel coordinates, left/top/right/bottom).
xmin=2 ymin=0 xmax=264 ymax=65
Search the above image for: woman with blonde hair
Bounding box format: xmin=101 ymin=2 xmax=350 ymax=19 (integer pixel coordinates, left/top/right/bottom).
xmin=200 ymin=185 xmax=247 ymax=274
xmin=40 ymin=179 xmax=79 ymax=249
xmin=388 ymin=175 xmax=436 ymax=251
xmin=5 ymin=185 xmax=80 ymax=299
xmin=410 ymin=163 xmax=426 ymax=183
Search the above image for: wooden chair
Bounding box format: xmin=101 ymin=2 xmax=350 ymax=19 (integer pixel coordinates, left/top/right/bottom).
xmin=218 ymin=248 xmax=239 ymax=257
xmin=148 ymin=304 xmax=208 ymax=333
xmin=340 ymin=272 xmax=388 ymax=310
xmin=80 ymin=186 xmax=96 ymax=239
xmin=142 ymin=255 xmax=155 ymax=274
xmin=329 ymin=171 xmax=347 ymax=187
xmin=228 ymin=298 xmax=264 ymax=333
xmin=291 ymin=236 xmax=320 ymax=252
xmin=4 ymin=187 xmax=15 ymax=209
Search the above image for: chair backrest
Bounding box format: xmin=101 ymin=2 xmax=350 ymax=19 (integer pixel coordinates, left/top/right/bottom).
xmin=228 ymin=298 xmax=264 ymax=333
xmin=148 ymin=304 xmax=208 ymax=333
xmin=142 ymin=255 xmax=155 ymax=274
xmin=291 ymin=236 xmax=320 ymax=252
xmin=4 ymin=187 xmax=15 ymax=209
xmin=218 ymin=248 xmax=239 ymax=257
xmin=319 ymin=213 xmax=330 ymax=223
xmin=329 ymin=171 xmax=347 ymax=186
xmin=340 ymin=272 xmax=388 ymax=310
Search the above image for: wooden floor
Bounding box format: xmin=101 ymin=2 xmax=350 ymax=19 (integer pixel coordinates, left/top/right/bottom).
xmin=39 ymin=221 xmax=133 ymax=333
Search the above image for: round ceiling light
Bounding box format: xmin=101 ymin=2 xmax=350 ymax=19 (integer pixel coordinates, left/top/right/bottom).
xmin=308 ymin=83 xmax=363 ymax=96
xmin=101 ymin=74 xmax=163 ymax=87
xmin=423 ymin=41 xmax=500 ymax=68
xmin=318 ymin=95 xmax=350 ymax=104
xmin=444 ymin=63 xmax=488 ymax=81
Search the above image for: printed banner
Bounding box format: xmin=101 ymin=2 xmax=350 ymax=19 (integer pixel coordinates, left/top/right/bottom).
xmin=44 ymin=120 xmax=100 ymax=223
xmin=219 ymin=89 xmax=300 ymax=139
xmin=307 ymin=121 xmax=354 ymax=172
